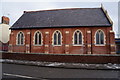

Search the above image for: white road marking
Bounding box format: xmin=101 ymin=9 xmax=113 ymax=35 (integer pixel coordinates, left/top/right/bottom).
xmin=3 ymin=73 xmax=36 ymax=79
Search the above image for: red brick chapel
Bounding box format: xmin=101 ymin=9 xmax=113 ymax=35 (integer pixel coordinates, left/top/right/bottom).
xmin=9 ymin=6 xmax=116 ymax=54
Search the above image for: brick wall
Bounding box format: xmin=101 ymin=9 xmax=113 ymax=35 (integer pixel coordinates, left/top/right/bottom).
xmin=9 ymin=27 xmax=115 ymax=54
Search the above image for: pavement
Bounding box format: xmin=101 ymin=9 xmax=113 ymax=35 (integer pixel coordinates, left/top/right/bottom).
xmin=1 ymin=59 xmax=120 ymax=70
xmin=2 ymin=63 xmax=120 ymax=80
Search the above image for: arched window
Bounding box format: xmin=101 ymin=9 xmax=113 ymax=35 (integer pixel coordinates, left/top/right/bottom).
xmin=53 ymin=30 xmax=62 ymax=45
xmin=17 ymin=32 xmax=24 ymax=45
xmin=34 ymin=31 xmax=42 ymax=45
xmin=73 ymin=30 xmax=82 ymax=45
xmin=95 ymin=30 xmax=104 ymax=45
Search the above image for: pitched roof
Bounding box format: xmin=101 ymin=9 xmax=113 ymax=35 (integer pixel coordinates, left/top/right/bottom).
xmin=11 ymin=8 xmax=112 ymax=30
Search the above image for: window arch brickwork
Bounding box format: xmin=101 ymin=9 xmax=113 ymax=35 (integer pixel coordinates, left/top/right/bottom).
xmin=16 ymin=32 xmax=24 ymax=45
xmin=52 ymin=30 xmax=62 ymax=46
xmin=34 ymin=31 xmax=43 ymax=46
xmin=95 ymin=29 xmax=106 ymax=45
xmin=73 ymin=30 xmax=83 ymax=46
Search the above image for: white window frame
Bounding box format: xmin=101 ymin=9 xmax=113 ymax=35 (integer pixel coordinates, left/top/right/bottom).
xmin=52 ymin=30 xmax=62 ymax=46
xmin=94 ymin=29 xmax=106 ymax=46
xmin=33 ymin=31 xmax=43 ymax=46
xmin=16 ymin=31 xmax=25 ymax=45
xmin=73 ymin=29 xmax=84 ymax=46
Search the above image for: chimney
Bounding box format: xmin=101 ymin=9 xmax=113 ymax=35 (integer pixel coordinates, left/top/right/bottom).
xmin=1 ymin=16 xmax=10 ymax=25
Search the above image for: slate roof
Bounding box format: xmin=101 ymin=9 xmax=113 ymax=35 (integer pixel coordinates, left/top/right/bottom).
xmin=11 ymin=8 xmax=112 ymax=30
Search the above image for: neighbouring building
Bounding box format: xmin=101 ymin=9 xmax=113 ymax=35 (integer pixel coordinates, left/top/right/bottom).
xmin=9 ymin=6 xmax=116 ymax=54
xmin=115 ymin=38 xmax=120 ymax=54
xmin=0 ymin=16 xmax=11 ymax=51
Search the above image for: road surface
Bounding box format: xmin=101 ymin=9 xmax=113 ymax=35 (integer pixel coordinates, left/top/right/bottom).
xmin=2 ymin=63 xmax=120 ymax=80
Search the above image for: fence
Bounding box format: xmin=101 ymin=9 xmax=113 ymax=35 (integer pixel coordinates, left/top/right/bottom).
xmin=2 ymin=52 xmax=120 ymax=64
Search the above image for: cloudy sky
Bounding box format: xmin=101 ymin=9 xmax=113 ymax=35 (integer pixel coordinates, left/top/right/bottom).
xmin=0 ymin=0 xmax=119 ymax=37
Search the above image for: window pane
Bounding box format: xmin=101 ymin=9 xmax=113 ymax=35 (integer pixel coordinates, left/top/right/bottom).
xmin=21 ymin=33 xmax=24 ymax=45
xmin=79 ymin=33 xmax=82 ymax=44
xmin=18 ymin=34 xmax=20 ymax=45
xmin=96 ymin=32 xmax=99 ymax=44
xmin=58 ymin=33 xmax=61 ymax=45
xmin=100 ymin=32 xmax=104 ymax=44
xmin=35 ymin=33 xmax=37 ymax=44
xmin=39 ymin=33 xmax=41 ymax=45
xmin=54 ymin=33 xmax=57 ymax=45
xmin=74 ymin=32 xmax=77 ymax=44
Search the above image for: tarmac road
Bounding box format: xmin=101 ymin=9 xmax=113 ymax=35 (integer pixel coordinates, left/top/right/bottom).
xmin=2 ymin=63 xmax=120 ymax=80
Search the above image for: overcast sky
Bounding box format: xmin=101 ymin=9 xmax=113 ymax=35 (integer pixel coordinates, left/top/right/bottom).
xmin=0 ymin=0 xmax=119 ymax=37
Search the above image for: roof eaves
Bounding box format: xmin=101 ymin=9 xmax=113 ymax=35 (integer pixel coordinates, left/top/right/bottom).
xmin=10 ymin=24 xmax=112 ymax=30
